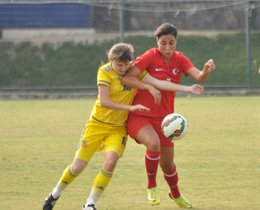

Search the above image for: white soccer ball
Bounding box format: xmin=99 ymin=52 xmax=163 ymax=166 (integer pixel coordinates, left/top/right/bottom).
xmin=161 ymin=113 xmax=188 ymax=140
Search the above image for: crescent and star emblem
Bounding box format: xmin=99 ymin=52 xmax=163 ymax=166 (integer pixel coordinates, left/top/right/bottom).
xmin=173 ymin=69 xmax=179 ymax=75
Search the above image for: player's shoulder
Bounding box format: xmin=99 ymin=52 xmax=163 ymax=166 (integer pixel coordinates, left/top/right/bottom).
xmin=100 ymin=63 xmax=113 ymax=73
xmin=135 ymin=48 xmax=157 ymax=62
xmin=173 ymin=51 xmax=184 ymax=57
xmin=172 ymin=51 xmax=189 ymax=61
xmin=99 ymin=63 xmax=117 ymax=79
xmin=146 ymin=47 xmax=158 ymax=55
xmin=98 ymin=63 xmax=115 ymax=82
xmin=174 ymin=51 xmax=188 ymax=58
xmin=141 ymin=48 xmax=158 ymax=57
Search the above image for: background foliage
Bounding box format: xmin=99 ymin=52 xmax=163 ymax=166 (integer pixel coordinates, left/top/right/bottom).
xmin=1 ymin=33 xmax=260 ymax=89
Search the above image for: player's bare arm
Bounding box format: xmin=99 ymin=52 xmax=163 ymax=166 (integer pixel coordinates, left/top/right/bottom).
xmin=143 ymin=75 xmax=204 ymax=95
xmin=122 ymin=65 xmax=162 ymax=105
xmin=99 ymin=84 xmax=150 ymax=112
xmin=187 ymin=59 xmax=215 ymax=83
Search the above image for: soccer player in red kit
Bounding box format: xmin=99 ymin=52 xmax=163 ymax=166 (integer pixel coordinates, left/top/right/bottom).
xmin=121 ymin=23 xmax=215 ymax=208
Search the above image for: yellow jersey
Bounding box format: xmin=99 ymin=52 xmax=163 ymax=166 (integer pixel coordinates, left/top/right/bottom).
xmin=90 ymin=62 xmax=149 ymax=126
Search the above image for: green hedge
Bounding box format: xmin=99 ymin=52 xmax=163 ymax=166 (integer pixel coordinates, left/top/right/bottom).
xmin=0 ymin=33 xmax=260 ymax=89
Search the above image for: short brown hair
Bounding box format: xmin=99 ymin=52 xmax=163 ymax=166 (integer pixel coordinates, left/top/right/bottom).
xmin=155 ymin=23 xmax=178 ymax=39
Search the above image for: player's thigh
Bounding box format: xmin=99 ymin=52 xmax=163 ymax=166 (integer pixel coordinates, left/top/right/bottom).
xmin=137 ymin=125 xmax=160 ymax=152
xmin=76 ymin=121 xmax=107 ymax=162
xmin=103 ymin=126 xmax=128 ymax=159
xmin=127 ymin=114 xmax=160 ymax=150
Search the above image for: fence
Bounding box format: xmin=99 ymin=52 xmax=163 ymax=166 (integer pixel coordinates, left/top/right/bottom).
xmin=0 ymin=0 xmax=260 ymax=92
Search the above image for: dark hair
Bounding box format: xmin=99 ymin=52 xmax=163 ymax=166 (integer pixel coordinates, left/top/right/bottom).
xmin=155 ymin=23 xmax=178 ymax=39
xmin=108 ymin=43 xmax=134 ymax=63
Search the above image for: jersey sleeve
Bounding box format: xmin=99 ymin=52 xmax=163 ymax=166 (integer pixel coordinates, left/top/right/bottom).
xmin=180 ymin=54 xmax=195 ymax=76
xmin=97 ymin=68 xmax=111 ymax=86
xmin=134 ymin=49 xmax=154 ymax=73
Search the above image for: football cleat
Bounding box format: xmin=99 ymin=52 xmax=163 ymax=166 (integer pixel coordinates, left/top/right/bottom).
xmin=147 ymin=187 xmax=160 ymax=206
xmin=43 ymin=193 xmax=59 ymax=210
xmin=169 ymin=192 xmax=192 ymax=208
xmin=82 ymin=204 xmax=97 ymax=210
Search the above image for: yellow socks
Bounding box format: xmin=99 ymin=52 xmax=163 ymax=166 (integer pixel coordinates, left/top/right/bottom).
xmin=52 ymin=165 xmax=79 ymax=198
xmin=86 ymin=167 xmax=113 ymax=205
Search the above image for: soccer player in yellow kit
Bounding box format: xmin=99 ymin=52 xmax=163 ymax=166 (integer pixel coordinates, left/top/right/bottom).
xmin=43 ymin=43 xmax=204 ymax=210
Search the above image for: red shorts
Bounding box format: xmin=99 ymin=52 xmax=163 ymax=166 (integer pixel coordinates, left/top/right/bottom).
xmin=127 ymin=113 xmax=174 ymax=147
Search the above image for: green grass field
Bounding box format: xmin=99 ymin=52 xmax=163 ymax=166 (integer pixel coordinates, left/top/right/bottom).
xmin=1 ymin=96 xmax=259 ymax=210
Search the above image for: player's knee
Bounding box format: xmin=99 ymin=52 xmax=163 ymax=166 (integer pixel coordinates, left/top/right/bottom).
xmin=146 ymin=139 xmax=160 ymax=152
xmin=71 ymin=158 xmax=88 ymax=174
xmin=103 ymin=151 xmax=119 ymax=172
xmin=71 ymin=164 xmax=84 ymax=174
xmin=103 ymin=159 xmax=118 ymax=172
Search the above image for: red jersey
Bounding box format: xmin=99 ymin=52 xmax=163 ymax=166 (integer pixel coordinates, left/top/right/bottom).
xmin=132 ymin=48 xmax=194 ymax=119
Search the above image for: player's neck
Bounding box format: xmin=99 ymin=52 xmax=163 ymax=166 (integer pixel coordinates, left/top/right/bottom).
xmin=159 ymin=51 xmax=171 ymax=63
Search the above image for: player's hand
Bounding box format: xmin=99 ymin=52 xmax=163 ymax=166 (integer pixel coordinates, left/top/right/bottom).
xmin=147 ymin=85 xmax=161 ymax=105
xmin=203 ymin=59 xmax=215 ymax=73
xmin=189 ymin=84 xmax=204 ymax=95
xmin=130 ymin=104 xmax=150 ymax=112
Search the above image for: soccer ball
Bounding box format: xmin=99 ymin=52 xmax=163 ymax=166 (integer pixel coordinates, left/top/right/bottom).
xmin=161 ymin=113 xmax=188 ymax=140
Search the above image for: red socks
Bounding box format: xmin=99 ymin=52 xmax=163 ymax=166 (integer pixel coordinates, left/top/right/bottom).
xmin=145 ymin=150 xmax=181 ymax=198
xmin=145 ymin=150 xmax=161 ymax=189
xmin=162 ymin=164 xmax=181 ymax=198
